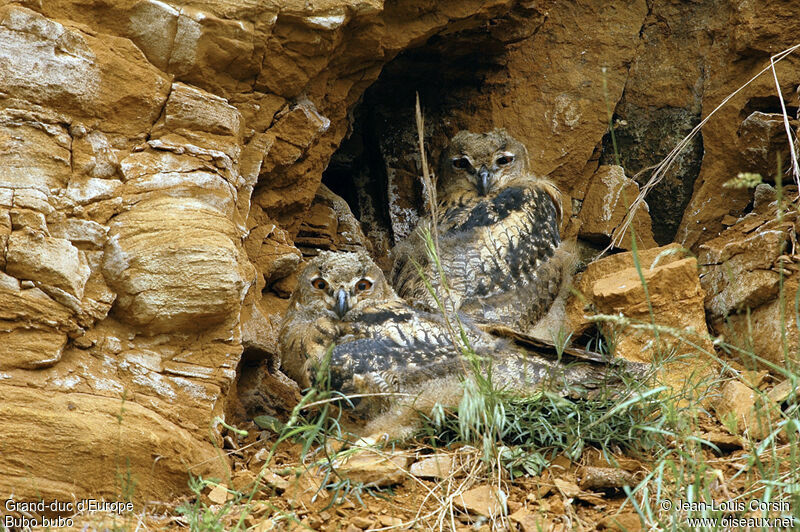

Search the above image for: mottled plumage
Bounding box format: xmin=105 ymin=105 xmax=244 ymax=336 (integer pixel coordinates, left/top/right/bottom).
xmin=279 ymin=250 xmax=513 ymax=390
xmin=391 ymin=129 xmax=573 ymax=337
xmin=279 ymin=251 xmax=635 ymax=438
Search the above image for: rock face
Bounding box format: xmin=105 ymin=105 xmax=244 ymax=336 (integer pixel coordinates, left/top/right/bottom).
xmin=577 ymin=165 xmax=657 ymax=250
xmin=2 ymin=0 xmax=800 ymax=505
xmin=698 ymin=186 xmax=799 ymax=368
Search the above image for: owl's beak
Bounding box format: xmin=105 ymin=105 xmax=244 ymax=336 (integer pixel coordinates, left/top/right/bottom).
xmin=334 ymin=287 xmax=349 ymax=318
xmin=477 ymin=166 xmax=492 ymax=196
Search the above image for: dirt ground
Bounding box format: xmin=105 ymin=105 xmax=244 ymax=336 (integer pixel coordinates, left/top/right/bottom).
xmin=62 ymin=410 xmax=791 ymax=532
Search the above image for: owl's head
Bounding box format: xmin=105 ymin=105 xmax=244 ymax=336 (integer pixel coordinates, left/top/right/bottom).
xmin=438 ymin=129 xmax=531 ymax=199
xmin=290 ymin=250 xmax=395 ymax=320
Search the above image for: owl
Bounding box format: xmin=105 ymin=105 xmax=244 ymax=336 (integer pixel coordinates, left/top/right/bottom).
xmin=279 ymin=251 xmax=633 ymax=439
xmin=391 ymin=129 xmax=575 ymax=338
xmin=278 ymin=249 xmax=510 ymax=390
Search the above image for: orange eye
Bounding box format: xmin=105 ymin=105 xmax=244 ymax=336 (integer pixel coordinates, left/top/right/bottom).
xmin=311 ymin=278 xmax=328 ymax=290
xmin=496 ymin=154 xmax=514 ymax=166
xmin=355 ymin=279 xmax=373 ymax=291
xmin=452 ymin=157 xmax=471 ymax=170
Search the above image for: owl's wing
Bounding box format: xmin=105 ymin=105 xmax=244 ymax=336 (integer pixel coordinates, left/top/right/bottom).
xmin=313 ymin=302 xmax=646 ymax=405
xmin=479 ymin=324 xmax=606 ymax=363
xmin=394 ymin=186 xmax=567 ymax=329
xmin=327 ymin=303 xmax=473 ymax=388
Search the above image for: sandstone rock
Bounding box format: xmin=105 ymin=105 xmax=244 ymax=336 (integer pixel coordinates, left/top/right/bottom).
xmin=236 ymin=356 xmax=302 ymax=421
xmin=676 ymin=57 xmax=800 ymax=249
xmin=347 ymin=516 xmax=372 ymax=529
xmin=567 ymin=243 xmax=691 ymax=335
xmin=207 ymin=483 xmax=231 ymax=504
xmin=457 ymin=485 xmax=507 ymax=518
xmin=553 ymin=478 xmax=581 ymax=499
xmin=698 ymin=211 xmax=792 ymax=320
xmin=259 ymin=470 xmax=290 ymax=492
xmin=240 ymin=301 xmax=281 ymax=358
xmin=66 ymin=177 xmax=124 ymax=205
xmin=169 ymin=7 xmax=258 ymax=94
xmin=0 ymin=270 xmax=78 ymax=370
xmin=510 ymin=508 xmax=547 ymax=532
xmin=49 ymin=219 xmax=108 ymax=249
xmin=0 ymin=109 xmax=72 ymax=193
xmin=714 ymin=276 xmax=800 ymax=369
xmin=768 ymin=378 xmax=800 ymax=403
xmin=599 ymin=513 xmax=642 ymax=532
xmin=295 ymin=184 xmax=369 ymax=255
xmin=377 ymin=516 xmax=403 ymax=527
xmin=0 ymin=326 xmax=67 ymax=370
xmin=333 ymin=449 xmax=412 ymax=488
xmin=152 ymin=82 xmax=245 ymax=159
xmin=9 ymin=209 xmax=48 ymax=233
xmin=164 ymin=82 xmax=243 ymax=138
xmin=0 ymin=234 xmax=7 ymax=270
xmin=713 ymin=380 xmax=780 ymax=440
xmin=6 ymin=231 xmax=91 ymax=300
xmin=12 ymin=188 xmax=54 ymax=215
xmin=698 ymin=207 xmax=799 ymax=367
xmin=702 ymin=430 xmax=744 ymax=452
xmin=0 ymin=207 xmax=10 ymax=232
xmin=103 ymin=198 xmax=248 ymax=334
xmin=578 ymin=165 xmax=657 ymax=250
xmin=588 ymin=254 xmax=716 ymax=398
xmin=72 ymin=128 xmax=120 ymax=179
xmin=410 ymin=454 xmax=454 ymax=479
xmin=125 ymin=0 xmax=180 ymax=71
xmin=244 ymin=220 xmax=302 ymax=285
xmin=737 ymin=111 xmax=797 ymax=176
xmin=0 ymin=5 xmax=170 ymax=136
xmin=0 ymin=384 xmax=226 ymax=503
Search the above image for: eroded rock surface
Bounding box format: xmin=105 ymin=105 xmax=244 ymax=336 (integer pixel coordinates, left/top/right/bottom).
xmin=699 ymin=186 xmax=800 ymax=367
xmin=569 ymin=245 xmax=716 ymax=398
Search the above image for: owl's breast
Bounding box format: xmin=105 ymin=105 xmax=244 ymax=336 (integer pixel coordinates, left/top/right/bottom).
xmin=440 ymin=185 xmax=561 ymax=300
xmin=440 ymin=185 xmax=529 ymax=233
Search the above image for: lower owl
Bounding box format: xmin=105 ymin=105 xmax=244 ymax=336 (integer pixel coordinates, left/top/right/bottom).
xmin=279 ymin=250 xmax=633 ymax=439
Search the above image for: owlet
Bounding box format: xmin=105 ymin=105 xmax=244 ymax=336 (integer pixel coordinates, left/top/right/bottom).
xmin=391 ymin=129 xmax=575 ymax=338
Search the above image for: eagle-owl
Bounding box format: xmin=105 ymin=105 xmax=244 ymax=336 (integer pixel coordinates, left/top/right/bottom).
xmin=279 ymin=249 xmax=513 ymax=390
xmin=279 ymin=251 xmax=622 ymax=439
xmin=391 ymin=129 xmax=574 ymax=338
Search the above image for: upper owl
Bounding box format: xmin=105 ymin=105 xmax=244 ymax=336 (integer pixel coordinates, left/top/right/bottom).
xmin=391 ymin=128 xmax=573 ymax=337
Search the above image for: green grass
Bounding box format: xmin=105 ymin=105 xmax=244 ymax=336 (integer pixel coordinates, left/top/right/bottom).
xmin=415 ymin=385 xmax=664 ymax=478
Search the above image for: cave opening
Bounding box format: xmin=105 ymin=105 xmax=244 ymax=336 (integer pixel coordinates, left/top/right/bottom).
xmin=321 ymin=24 xmax=511 ymax=262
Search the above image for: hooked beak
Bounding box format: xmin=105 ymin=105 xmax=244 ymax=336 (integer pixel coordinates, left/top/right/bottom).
xmin=477 ymin=166 xmax=492 ymax=196
xmin=334 ymin=287 xmax=349 ymax=318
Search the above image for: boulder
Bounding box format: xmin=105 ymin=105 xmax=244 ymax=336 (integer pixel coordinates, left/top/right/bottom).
xmin=699 ymin=203 xmax=799 ymax=367
xmin=577 ymin=165 xmax=657 ymax=250
xmin=572 ymin=245 xmax=716 ymax=399
xmin=103 ymin=197 xmax=248 ymax=334
xmin=6 ymin=231 xmax=91 ymax=300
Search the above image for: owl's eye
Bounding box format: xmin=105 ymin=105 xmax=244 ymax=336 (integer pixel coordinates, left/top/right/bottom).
xmin=496 ymin=154 xmax=514 ymax=166
xmin=452 ymin=157 xmax=471 ymax=170
xmin=355 ymin=279 xmax=373 ymax=292
xmin=311 ymin=278 xmax=328 ymax=290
